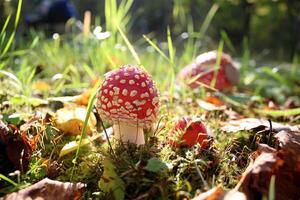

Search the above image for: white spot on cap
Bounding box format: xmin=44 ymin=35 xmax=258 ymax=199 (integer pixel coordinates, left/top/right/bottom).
xmin=113 ymin=87 xmax=120 ymax=95
xmin=141 ymin=92 xmax=149 ymax=98
xmin=118 ymin=99 xmax=123 ymax=104
xmin=149 ymin=88 xmax=154 ymax=94
xmin=129 ymin=80 xmax=135 ymax=85
xmin=115 ymin=75 xmax=120 ymax=80
xmin=124 ymin=73 xmax=129 ymax=76
xmin=122 ymin=89 xmax=128 ymax=96
xmin=134 ymin=75 xmax=140 ymax=79
xmin=111 ymin=109 xmax=117 ymax=113
xmin=102 ymin=104 xmax=107 ymax=109
xmin=152 ymin=97 xmax=159 ymax=105
xmin=125 ymin=102 xmax=133 ymax=110
xmin=109 ymin=84 xmax=113 ymax=88
xmin=109 ymin=91 xmax=114 ymax=96
xmin=129 ymin=113 xmax=137 ymax=117
xmin=146 ymin=108 xmax=152 ymax=116
xmin=103 ymin=81 xmax=107 ymax=86
xmin=130 ymin=90 xmax=137 ymax=97
xmin=107 ymin=102 xmax=112 ymax=108
xmin=141 ymin=82 xmax=146 ymax=87
xmin=127 ymin=67 xmax=134 ymax=72
xmin=120 ymin=79 xmax=126 ymax=84
xmin=133 ymin=100 xmax=146 ymax=106
xmin=103 ymin=89 xmax=108 ymax=94
xmin=104 ymin=98 xmax=108 ymax=103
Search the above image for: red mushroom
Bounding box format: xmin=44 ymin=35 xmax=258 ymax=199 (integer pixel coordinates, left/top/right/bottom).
xmin=168 ymin=116 xmax=209 ymax=148
xmin=178 ymin=51 xmax=239 ymax=91
xmin=96 ymin=65 xmax=160 ymax=145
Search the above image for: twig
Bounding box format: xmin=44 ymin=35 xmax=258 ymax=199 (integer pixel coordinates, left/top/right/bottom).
xmin=94 ymin=106 xmax=117 ymax=160
xmin=194 ymin=160 xmax=209 ymax=189
xmin=267 ymin=119 xmax=273 ymax=145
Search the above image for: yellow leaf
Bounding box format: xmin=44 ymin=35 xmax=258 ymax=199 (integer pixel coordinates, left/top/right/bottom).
xmin=33 ymin=80 xmax=51 ymax=91
xmin=55 ymin=105 xmax=96 ymax=135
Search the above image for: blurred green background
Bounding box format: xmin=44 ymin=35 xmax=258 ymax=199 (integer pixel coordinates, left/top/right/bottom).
xmin=1 ymin=0 xmax=299 ymax=61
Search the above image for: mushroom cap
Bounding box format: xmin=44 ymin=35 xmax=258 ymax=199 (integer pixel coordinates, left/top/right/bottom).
xmin=178 ymin=51 xmax=240 ymax=90
xmin=96 ymin=65 xmax=160 ymax=128
xmin=168 ymin=116 xmax=208 ymax=148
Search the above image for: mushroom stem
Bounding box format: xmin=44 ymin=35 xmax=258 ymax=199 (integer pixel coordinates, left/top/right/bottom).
xmin=113 ymin=122 xmax=145 ymax=145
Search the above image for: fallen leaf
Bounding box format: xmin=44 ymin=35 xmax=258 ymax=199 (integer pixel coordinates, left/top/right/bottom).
xmin=74 ymin=77 xmax=101 ymax=106
xmin=197 ymin=99 xmax=226 ymax=111
xmin=221 ymin=118 xmax=299 ymax=133
xmin=0 ymin=121 xmax=33 ymax=173
xmin=0 ymin=178 xmax=86 ymax=200
xmin=54 ymin=104 xmax=97 ymax=135
xmin=193 ymin=187 xmax=225 ymax=200
xmin=235 ymin=131 xmax=300 ymax=200
xmin=33 ymin=80 xmax=51 ymax=91
xmin=192 ymin=187 xmax=247 ymax=200
xmin=59 ymin=127 xmax=113 ymax=157
xmin=205 ymin=96 xmax=225 ymax=106
xmin=74 ymin=89 xmax=93 ymax=106
xmin=0 ymin=120 xmax=15 ymax=174
xmin=99 ymin=159 xmax=125 ymax=200
xmin=274 ymin=130 xmax=300 ymax=154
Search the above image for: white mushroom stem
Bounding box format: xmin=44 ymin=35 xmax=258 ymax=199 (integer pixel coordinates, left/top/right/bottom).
xmin=113 ymin=121 xmax=145 ymax=145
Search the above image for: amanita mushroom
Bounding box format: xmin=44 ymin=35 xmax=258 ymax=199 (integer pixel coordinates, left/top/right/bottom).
xmin=178 ymin=51 xmax=239 ymax=91
xmin=168 ymin=116 xmax=209 ymax=148
xmin=96 ymin=65 xmax=160 ymax=145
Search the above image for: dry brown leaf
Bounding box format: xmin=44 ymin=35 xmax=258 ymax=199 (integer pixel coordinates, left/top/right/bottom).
xmin=54 ymin=104 xmax=96 ymax=135
xmin=221 ymin=118 xmax=299 ymax=133
xmin=0 ymin=178 xmax=86 ymax=200
xmin=0 ymin=120 xmax=33 ymax=173
xmin=193 ymin=187 xmax=225 ymax=200
xmin=235 ymin=131 xmax=300 ymax=200
xmin=274 ymin=130 xmax=300 ymax=154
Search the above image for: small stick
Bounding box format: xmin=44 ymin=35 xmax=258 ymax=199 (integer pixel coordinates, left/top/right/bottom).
xmin=267 ymin=119 xmax=273 ymax=145
xmin=94 ymin=106 xmax=117 ymax=159
xmin=194 ymin=160 xmax=209 ymax=189
xmin=83 ymin=10 xmax=91 ymax=38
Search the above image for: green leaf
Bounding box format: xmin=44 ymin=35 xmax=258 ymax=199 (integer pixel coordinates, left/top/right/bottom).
xmin=145 ymin=157 xmax=168 ymax=173
xmin=99 ymin=159 xmax=125 ymax=200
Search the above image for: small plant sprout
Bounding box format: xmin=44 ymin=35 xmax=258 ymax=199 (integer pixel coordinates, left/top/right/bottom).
xmin=96 ymin=65 xmax=160 ymax=145
xmin=168 ymin=116 xmax=209 ymax=148
xmin=178 ymin=51 xmax=240 ymax=91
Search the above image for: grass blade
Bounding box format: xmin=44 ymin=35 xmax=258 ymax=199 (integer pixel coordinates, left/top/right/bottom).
xmin=70 ymin=80 xmax=101 ymax=180
xmin=117 ymin=25 xmax=141 ymax=65
xmin=0 ymin=15 xmax=11 ymax=36
xmin=198 ymin=3 xmax=219 ymax=38
xmin=15 ymin=0 xmax=23 ymax=28
xmin=143 ymin=35 xmax=170 ymax=62
xmin=210 ymin=39 xmax=224 ymax=88
xmin=0 ymin=174 xmax=18 ymax=187
xmin=167 ymin=26 xmax=175 ymax=65
xmin=268 ymin=175 xmax=276 ymax=200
